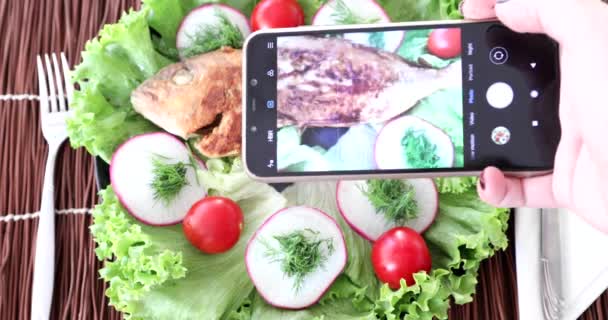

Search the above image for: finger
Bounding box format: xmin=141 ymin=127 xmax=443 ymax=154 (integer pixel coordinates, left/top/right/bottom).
xmin=494 ymin=0 xmax=607 ymax=43
xmin=460 ymin=0 xmax=496 ymax=19
xmin=477 ymin=167 xmax=558 ymax=208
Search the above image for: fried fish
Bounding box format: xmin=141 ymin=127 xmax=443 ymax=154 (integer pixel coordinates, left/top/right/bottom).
xmin=277 ymin=36 xmax=461 ymax=127
xmin=131 ymin=47 xmax=242 ymax=158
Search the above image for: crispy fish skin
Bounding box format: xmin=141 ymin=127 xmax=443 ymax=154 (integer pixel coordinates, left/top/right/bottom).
xmin=277 ymin=36 xmax=461 ymax=127
xmin=131 ymin=47 xmax=242 ymax=158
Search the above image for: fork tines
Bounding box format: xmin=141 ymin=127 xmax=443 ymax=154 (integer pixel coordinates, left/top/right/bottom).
xmin=36 ymin=52 xmax=72 ymax=113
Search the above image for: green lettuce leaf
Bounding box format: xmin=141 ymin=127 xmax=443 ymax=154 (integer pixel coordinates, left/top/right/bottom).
xmin=295 ymin=0 xmax=328 ymax=23
xmin=374 ymin=271 xmax=451 ymax=320
xmin=92 ymin=158 xmax=287 ymax=320
xmin=73 ymin=9 xmax=172 ymax=102
xmin=226 ymin=295 xmax=255 ymax=320
xmin=67 ymin=9 xmax=170 ymax=162
xmin=434 ymin=177 xmax=479 ymax=194
xmin=277 ymin=126 xmax=331 ymax=172
xmin=66 ymin=84 xmax=159 ymax=162
xmin=90 ymin=187 xmax=187 ymax=316
xmin=325 ymin=125 xmax=377 ymax=171
xmin=377 ymin=0 xmax=462 ymax=22
xmin=424 ymin=189 xmax=510 ymax=303
xmin=251 ymin=276 xmax=375 ymax=320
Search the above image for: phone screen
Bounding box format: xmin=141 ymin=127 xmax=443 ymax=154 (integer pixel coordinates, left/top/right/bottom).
xmin=244 ymin=21 xmax=561 ymax=178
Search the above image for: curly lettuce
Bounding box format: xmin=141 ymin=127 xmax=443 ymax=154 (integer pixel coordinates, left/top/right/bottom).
xmin=265 ymin=179 xmax=509 ymax=320
xmin=90 ymin=187 xmax=186 ymax=316
xmin=435 ymin=176 xmax=479 ymax=194
xmin=67 ymin=9 xmax=168 ymax=162
xmin=92 ymin=159 xmax=287 ymax=319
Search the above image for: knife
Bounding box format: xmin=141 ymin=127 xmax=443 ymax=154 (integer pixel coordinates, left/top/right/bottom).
xmin=540 ymin=208 xmax=566 ymax=320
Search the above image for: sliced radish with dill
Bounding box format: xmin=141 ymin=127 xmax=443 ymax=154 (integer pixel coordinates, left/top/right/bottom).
xmin=312 ymin=0 xmax=390 ymax=26
xmin=110 ymin=132 xmax=206 ymax=226
xmin=336 ymin=179 xmax=438 ymax=241
xmin=176 ymin=4 xmax=250 ymax=59
xmin=375 ymin=116 xmax=455 ymax=170
xmin=245 ymin=206 xmax=347 ymax=309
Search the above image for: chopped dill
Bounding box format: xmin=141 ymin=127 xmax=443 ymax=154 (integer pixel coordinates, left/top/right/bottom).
xmin=401 ymin=129 xmax=441 ymax=168
xmin=330 ymin=0 xmax=380 ymax=25
xmin=150 ymin=155 xmax=190 ymax=206
xmin=262 ymin=228 xmax=335 ymax=292
xmin=181 ymin=9 xmax=244 ymax=58
xmin=362 ymin=179 xmax=419 ymax=224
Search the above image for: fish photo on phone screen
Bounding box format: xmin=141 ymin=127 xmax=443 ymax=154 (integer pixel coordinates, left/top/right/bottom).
xmin=275 ymin=28 xmax=465 ymax=173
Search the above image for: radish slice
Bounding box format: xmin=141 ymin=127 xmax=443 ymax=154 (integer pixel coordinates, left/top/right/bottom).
xmin=336 ymin=179 xmax=438 ymax=241
xmin=375 ymin=116 xmax=455 ymax=170
xmin=110 ymin=132 xmax=206 ymax=226
xmin=246 ymin=206 xmax=347 ymax=309
xmin=176 ymin=3 xmax=250 ymax=58
xmin=343 ymin=31 xmax=405 ymax=53
xmin=312 ymin=0 xmax=390 ymax=26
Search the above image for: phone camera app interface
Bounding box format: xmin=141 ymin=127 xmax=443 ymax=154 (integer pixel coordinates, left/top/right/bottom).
xmin=249 ymin=21 xmax=560 ymax=175
xmin=276 ymin=28 xmax=466 ymax=173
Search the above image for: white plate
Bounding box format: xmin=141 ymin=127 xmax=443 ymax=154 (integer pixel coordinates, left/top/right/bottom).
xmin=516 ymin=208 xmax=608 ymax=320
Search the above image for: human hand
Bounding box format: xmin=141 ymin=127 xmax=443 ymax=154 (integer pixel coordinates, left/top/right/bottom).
xmin=460 ymin=0 xmax=608 ymax=233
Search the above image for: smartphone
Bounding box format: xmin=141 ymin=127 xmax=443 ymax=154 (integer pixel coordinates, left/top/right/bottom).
xmin=242 ymin=20 xmax=561 ymax=182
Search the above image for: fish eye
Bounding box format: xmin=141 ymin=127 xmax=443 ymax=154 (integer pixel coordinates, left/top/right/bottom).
xmin=172 ymin=68 xmax=193 ymax=85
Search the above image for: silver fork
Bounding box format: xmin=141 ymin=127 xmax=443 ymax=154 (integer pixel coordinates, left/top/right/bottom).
xmin=31 ymin=52 xmax=73 ymax=320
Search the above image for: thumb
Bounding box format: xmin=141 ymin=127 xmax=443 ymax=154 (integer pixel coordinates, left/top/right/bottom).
xmin=495 ymin=0 xmax=607 ymax=43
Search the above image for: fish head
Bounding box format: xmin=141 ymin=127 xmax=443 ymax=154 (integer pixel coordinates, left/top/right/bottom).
xmin=130 ymin=47 xmax=244 ymax=157
xmin=131 ymin=62 xmax=198 ymax=108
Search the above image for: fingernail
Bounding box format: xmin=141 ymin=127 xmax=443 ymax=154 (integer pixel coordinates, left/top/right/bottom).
xmin=458 ymin=0 xmax=465 ymax=16
xmin=496 ymin=0 xmax=510 ymax=3
xmin=479 ymin=172 xmax=486 ymax=190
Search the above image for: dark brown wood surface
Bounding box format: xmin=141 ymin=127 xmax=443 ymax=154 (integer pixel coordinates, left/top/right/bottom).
xmin=0 ymin=0 xmax=606 ymax=319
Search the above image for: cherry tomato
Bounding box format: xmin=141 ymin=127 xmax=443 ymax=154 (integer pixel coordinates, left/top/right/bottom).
xmin=427 ymin=28 xmax=462 ymax=59
xmin=251 ymin=0 xmax=305 ymax=31
xmin=183 ymin=196 xmax=244 ymax=254
xmin=371 ymin=227 xmax=432 ymax=289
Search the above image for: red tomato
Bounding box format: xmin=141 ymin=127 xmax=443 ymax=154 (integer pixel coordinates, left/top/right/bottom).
xmin=183 ymin=196 xmax=244 ymax=254
xmin=427 ymin=28 xmax=462 ymax=59
xmin=371 ymin=227 xmax=432 ymax=289
xmin=251 ymin=0 xmax=305 ymax=31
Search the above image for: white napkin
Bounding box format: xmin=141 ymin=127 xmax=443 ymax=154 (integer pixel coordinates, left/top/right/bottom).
xmin=516 ymin=208 xmax=608 ymax=320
